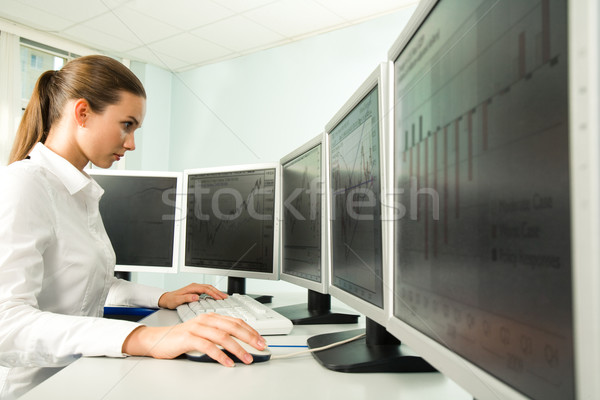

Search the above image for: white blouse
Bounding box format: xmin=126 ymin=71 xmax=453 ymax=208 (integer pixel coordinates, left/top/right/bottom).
xmin=0 ymin=143 xmax=166 ymax=399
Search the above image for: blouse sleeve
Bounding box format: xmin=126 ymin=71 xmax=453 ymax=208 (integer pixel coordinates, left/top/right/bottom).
xmin=0 ymin=168 xmax=140 ymax=368
xmin=106 ymin=277 xmax=166 ymax=308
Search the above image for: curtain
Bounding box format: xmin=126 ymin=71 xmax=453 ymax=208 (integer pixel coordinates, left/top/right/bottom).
xmin=0 ymin=31 xmax=21 ymax=166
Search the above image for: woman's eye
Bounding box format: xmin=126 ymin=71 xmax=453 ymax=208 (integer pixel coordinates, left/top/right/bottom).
xmin=123 ymin=122 xmax=133 ymax=130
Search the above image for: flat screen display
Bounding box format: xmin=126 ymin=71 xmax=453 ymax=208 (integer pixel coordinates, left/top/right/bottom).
xmin=185 ymin=168 xmax=276 ymax=274
xmin=329 ymin=86 xmax=384 ymax=308
xmin=393 ymin=1 xmax=573 ymax=398
xmin=95 ymin=175 xmax=178 ymax=268
xmin=281 ymin=144 xmax=322 ymax=283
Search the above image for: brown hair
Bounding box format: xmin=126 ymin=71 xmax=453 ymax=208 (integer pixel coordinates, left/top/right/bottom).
xmin=9 ymin=55 xmax=146 ymax=163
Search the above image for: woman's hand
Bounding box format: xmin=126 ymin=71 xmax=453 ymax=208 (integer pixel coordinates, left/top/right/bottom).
xmin=158 ymin=283 xmax=227 ymax=309
xmin=121 ymin=313 xmax=267 ymax=367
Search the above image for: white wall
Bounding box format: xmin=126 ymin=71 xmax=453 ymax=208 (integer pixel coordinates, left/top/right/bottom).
xmin=131 ymin=6 xmax=417 ymax=294
xmin=127 ymin=62 xmax=172 ymax=172
xmin=168 ymin=8 xmax=415 ymax=172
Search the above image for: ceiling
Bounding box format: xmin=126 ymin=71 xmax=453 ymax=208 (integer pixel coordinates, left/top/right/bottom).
xmin=0 ymin=0 xmax=418 ymax=72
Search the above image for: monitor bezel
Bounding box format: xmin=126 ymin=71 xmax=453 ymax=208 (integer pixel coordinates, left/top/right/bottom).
xmin=569 ymin=1 xmax=600 ymax=398
xmin=87 ymin=168 xmax=183 ymax=274
xmin=279 ymin=133 xmax=329 ymax=294
xmin=385 ymin=0 xmax=600 ymax=399
xmin=325 ymin=62 xmax=394 ymax=327
xmin=181 ymin=162 xmax=281 ymax=281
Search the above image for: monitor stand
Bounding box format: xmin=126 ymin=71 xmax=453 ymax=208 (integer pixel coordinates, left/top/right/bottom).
xmin=307 ymin=318 xmax=437 ymax=373
xmin=273 ymin=290 xmax=359 ymax=325
xmin=227 ymin=277 xmax=273 ymax=304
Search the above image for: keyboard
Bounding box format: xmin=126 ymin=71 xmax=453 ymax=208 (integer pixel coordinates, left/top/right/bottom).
xmin=176 ymin=293 xmax=293 ymax=335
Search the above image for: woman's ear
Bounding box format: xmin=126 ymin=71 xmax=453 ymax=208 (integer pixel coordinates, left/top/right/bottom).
xmin=73 ymin=98 xmax=90 ymax=128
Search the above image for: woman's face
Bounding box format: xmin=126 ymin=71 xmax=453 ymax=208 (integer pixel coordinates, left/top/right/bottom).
xmin=79 ymin=91 xmax=146 ymax=169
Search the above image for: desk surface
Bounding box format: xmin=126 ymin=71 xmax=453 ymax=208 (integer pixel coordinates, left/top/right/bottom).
xmin=20 ymin=294 xmax=472 ymax=400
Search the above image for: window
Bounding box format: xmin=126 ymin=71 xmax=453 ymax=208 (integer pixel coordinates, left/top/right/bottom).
xmin=19 ymin=38 xmax=78 ymax=110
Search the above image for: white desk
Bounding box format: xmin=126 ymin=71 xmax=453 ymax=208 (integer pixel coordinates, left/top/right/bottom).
xmin=20 ymin=295 xmax=472 ymax=400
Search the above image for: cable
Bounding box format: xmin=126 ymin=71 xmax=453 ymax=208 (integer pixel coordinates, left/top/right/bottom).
xmin=270 ymin=332 xmax=366 ymax=360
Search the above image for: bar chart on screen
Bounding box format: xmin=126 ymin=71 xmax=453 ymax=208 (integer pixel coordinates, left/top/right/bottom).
xmin=396 ymin=0 xmax=564 ymax=266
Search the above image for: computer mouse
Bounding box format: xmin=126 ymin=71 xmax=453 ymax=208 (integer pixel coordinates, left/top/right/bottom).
xmin=185 ymin=336 xmax=271 ymax=363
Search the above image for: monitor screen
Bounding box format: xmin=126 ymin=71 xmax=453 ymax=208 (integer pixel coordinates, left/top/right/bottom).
xmin=306 ymin=65 xmax=434 ymax=373
xmin=328 ymin=81 xmax=384 ymax=311
xmin=388 ymin=0 xmax=574 ymax=399
xmin=280 ymin=137 xmax=324 ymax=290
xmin=277 ymin=134 xmax=360 ymax=325
xmin=90 ymin=170 xmax=182 ymax=273
xmin=182 ymin=164 xmax=279 ymax=282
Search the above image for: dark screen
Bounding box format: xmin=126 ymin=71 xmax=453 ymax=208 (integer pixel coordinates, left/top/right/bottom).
xmin=185 ymin=168 xmax=276 ymax=274
xmin=95 ymin=175 xmax=178 ymax=268
xmin=281 ymin=144 xmax=322 ymax=283
xmin=393 ymin=0 xmax=573 ymax=398
xmin=329 ymin=86 xmax=384 ymax=308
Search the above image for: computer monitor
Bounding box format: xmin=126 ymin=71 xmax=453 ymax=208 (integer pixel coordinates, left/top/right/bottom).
xmin=387 ymin=0 xmax=599 ymax=399
xmin=181 ymin=164 xmax=280 ymax=302
xmin=307 ymin=63 xmax=435 ymax=373
xmin=275 ymin=133 xmax=358 ymax=324
xmin=89 ymin=169 xmax=182 ymax=274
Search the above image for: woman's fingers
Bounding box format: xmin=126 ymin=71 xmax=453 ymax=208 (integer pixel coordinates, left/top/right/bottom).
xmin=190 ymin=313 xmax=265 ymax=349
xmin=184 ymin=321 xmax=257 ymax=365
xmin=124 ymin=309 xmax=266 ymax=367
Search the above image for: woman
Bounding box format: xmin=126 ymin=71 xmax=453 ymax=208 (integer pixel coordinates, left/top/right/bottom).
xmin=0 ymin=55 xmax=266 ymax=399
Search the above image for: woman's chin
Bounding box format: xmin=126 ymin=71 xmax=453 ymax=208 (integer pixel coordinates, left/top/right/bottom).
xmin=91 ymin=160 xmax=114 ymax=169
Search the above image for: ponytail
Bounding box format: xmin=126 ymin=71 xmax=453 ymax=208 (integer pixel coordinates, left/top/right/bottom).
xmin=8 ymin=56 xmax=146 ymax=164
xmin=8 ymin=70 xmax=56 ymax=163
